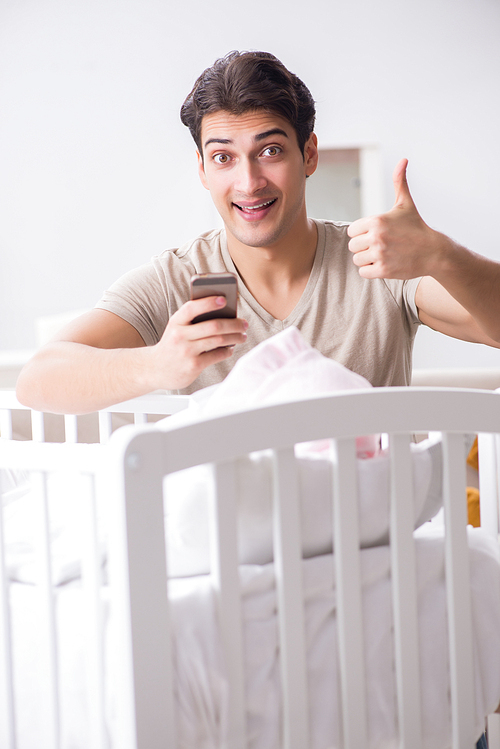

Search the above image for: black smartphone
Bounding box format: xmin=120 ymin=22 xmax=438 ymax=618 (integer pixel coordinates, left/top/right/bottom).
xmin=190 ymin=272 xmax=238 ymax=324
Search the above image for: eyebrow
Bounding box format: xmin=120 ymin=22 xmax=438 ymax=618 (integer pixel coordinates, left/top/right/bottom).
xmin=255 ymin=128 xmax=289 ymax=142
xmin=203 ymin=128 xmax=289 ymax=150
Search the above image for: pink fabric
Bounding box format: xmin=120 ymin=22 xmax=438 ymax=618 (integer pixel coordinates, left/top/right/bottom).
xmin=194 ymin=327 xmax=380 ymax=458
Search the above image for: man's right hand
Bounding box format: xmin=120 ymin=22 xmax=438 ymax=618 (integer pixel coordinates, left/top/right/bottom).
xmin=16 ymin=298 xmax=248 ymax=414
xmin=149 ymin=295 xmax=248 ymax=391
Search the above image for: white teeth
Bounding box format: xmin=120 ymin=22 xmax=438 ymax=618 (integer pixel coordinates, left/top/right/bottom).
xmin=238 ymin=200 xmax=274 ymax=211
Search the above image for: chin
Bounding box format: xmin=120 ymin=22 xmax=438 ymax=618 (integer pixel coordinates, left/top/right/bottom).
xmin=230 ymin=221 xmax=289 ymax=249
xmin=235 ymin=232 xmax=282 ymax=249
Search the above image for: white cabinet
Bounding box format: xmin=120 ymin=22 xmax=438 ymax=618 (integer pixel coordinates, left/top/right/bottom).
xmin=306 ymin=146 xmax=384 ymax=221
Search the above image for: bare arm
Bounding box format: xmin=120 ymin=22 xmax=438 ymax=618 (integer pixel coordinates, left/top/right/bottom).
xmin=16 ymin=299 xmax=248 ymax=414
xmin=347 ymin=159 xmax=500 ymax=347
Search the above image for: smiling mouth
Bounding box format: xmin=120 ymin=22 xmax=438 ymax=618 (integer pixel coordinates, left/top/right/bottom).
xmin=233 ymin=199 xmax=277 ymax=213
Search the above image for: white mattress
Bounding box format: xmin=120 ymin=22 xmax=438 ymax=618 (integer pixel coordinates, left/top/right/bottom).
xmin=9 ymin=526 xmax=500 ymax=749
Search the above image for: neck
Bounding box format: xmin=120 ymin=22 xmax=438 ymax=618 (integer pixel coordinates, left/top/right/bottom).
xmin=226 ymin=216 xmax=318 ymax=321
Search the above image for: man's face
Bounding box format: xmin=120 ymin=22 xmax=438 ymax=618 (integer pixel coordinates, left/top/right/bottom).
xmin=197 ymin=110 xmax=318 ymax=251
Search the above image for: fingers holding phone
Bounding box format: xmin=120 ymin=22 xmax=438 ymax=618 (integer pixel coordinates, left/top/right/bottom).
xmin=184 ymin=294 xmax=247 ymax=352
xmin=188 ymin=272 xmax=246 ymax=352
xmin=151 ymin=273 xmax=247 ymax=390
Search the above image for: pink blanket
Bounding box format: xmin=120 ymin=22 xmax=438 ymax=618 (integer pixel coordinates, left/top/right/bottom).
xmin=177 ymin=327 xmax=379 ymax=458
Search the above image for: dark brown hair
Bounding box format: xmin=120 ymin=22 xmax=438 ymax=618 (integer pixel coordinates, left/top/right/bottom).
xmin=180 ymin=51 xmax=316 ymax=156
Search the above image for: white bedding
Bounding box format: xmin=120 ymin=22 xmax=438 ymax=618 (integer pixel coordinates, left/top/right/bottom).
xmin=9 ymin=527 xmax=500 ymax=749
xmin=2 ymin=329 xmax=498 ymax=747
xmin=8 ymin=581 xmax=103 ymax=749
xmin=165 ymin=527 xmax=500 ymax=749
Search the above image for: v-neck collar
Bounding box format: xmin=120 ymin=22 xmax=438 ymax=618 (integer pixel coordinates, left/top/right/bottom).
xmin=220 ymin=219 xmax=326 ymax=330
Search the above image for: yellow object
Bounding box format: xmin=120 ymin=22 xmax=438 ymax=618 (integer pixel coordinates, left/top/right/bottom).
xmin=467 ymin=437 xmax=480 ymax=526
xmin=467 ymin=487 xmax=481 ymax=527
xmin=467 ymin=437 xmax=478 ymax=471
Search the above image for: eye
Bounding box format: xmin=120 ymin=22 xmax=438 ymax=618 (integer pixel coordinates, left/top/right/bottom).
xmin=213 ymin=153 xmax=230 ymax=164
xmin=262 ymin=146 xmax=282 ymax=157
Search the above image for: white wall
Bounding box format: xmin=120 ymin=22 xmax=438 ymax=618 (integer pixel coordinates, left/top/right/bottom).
xmin=1 ymin=0 xmax=499 ymax=368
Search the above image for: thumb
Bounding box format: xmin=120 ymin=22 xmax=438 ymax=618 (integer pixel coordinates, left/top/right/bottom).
xmin=392 ymin=158 xmax=414 ymax=208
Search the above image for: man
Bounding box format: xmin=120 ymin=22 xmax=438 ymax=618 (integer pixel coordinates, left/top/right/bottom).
xmin=16 ymin=51 xmax=500 ymax=414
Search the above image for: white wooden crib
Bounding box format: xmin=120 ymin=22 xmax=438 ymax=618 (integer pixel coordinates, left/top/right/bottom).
xmin=1 ymin=386 xmax=500 ymax=749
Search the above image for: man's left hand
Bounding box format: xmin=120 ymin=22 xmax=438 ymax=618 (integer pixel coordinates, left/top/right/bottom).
xmin=347 ymin=158 xmax=441 ymax=280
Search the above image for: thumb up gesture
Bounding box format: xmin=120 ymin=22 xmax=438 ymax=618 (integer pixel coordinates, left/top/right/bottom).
xmin=347 ymin=159 xmax=438 ymax=280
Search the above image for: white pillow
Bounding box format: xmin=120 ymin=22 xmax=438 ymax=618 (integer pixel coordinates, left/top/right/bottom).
xmin=1 ymin=443 xmax=106 ymax=586
xmin=164 ymin=435 xmax=443 ymax=578
xmin=0 ymin=466 xmax=31 ymax=505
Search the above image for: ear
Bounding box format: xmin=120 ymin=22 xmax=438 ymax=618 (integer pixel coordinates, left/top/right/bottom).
xmin=197 ymin=151 xmax=209 ymax=190
xmin=304 ymin=133 xmax=318 ymax=177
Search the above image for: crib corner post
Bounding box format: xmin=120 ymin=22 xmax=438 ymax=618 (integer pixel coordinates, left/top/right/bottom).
xmin=106 ymin=428 xmax=175 ymax=749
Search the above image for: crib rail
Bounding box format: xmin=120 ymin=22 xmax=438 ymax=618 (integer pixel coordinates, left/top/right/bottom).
xmin=0 ymin=389 xmax=192 ymax=443
xmin=109 ymin=387 xmax=500 ymax=749
xmin=1 ymin=387 xmax=500 ymax=749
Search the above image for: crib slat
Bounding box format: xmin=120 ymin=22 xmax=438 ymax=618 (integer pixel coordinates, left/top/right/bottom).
xmin=478 ymin=433 xmax=499 ymax=536
xmin=209 ymin=461 xmax=246 ymax=749
xmin=331 ymin=437 xmax=368 ymax=749
xmin=0 ymin=478 xmax=16 ymax=749
xmin=80 ymin=472 xmax=107 ymax=749
xmin=488 ymin=714 xmax=500 ymax=749
xmin=98 ymin=411 xmax=113 ymax=444
xmin=33 ymin=470 xmax=60 ymax=749
xmin=31 ymin=410 xmax=45 ymax=442
xmin=272 ymin=447 xmax=309 ymax=749
xmin=0 ymin=409 xmax=13 ymax=440
xmin=442 ymin=433 xmax=476 ymax=748
xmin=64 ymin=414 xmax=79 ymax=443
xmin=134 ymin=413 xmax=148 ymax=426
xmin=389 ymin=433 xmax=422 ymax=749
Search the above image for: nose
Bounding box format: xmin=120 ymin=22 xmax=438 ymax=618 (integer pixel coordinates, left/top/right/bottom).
xmin=234 ymin=157 xmax=267 ymax=196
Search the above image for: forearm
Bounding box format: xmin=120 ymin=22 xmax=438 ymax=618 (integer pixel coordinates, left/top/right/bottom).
xmin=16 ymin=341 xmax=159 ymax=415
xmin=16 ymin=298 xmax=248 ymax=414
xmin=422 ymin=233 xmax=500 ymax=345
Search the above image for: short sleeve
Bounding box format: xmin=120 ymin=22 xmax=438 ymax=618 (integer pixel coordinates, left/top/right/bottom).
xmin=95 ymin=262 xmax=168 ymax=346
xmin=402 ymin=277 xmax=423 ymax=325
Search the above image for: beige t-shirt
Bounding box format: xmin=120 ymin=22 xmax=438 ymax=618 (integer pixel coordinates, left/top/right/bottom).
xmin=95 ymin=219 xmax=422 ymax=394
